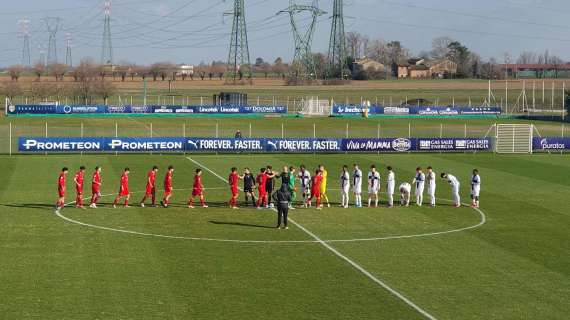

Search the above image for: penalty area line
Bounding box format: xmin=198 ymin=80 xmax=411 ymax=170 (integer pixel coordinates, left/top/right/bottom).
xmin=187 ymin=156 xmax=438 ymax=320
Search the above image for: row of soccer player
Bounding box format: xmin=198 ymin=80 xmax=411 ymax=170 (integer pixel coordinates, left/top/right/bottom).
xmin=55 ymin=164 xmax=481 ymax=212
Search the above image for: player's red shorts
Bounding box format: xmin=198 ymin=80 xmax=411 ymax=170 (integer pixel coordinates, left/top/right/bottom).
xmin=58 ymin=188 xmax=65 ymax=198
xmin=231 ymin=186 xmax=239 ymax=197
xmin=145 ymin=186 xmax=155 ymax=196
xmin=311 ymin=189 xmax=320 ymax=198
xmin=76 ymin=186 xmax=83 ymax=195
xmin=192 ymin=188 xmax=202 ymax=197
xmin=92 ymin=184 xmax=100 ymax=194
xmin=119 ymin=187 xmax=129 ymax=197
xmin=164 ymin=187 xmax=173 ymax=196
xmin=258 ymin=188 xmax=267 ymax=197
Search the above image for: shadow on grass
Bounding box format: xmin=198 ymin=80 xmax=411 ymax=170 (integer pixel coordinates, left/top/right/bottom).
xmin=208 ymin=220 xmax=275 ymax=229
xmin=1 ymin=203 xmax=55 ymax=210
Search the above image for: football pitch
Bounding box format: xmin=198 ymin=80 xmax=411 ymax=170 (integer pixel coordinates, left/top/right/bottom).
xmin=0 ymin=151 xmax=568 ymax=319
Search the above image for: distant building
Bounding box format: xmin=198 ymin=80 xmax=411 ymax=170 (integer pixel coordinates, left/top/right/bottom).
xmin=408 ymin=65 xmax=430 ymax=78
xmin=353 ymin=58 xmax=385 ymax=72
xmin=426 ymin=59 xmax=457 ymax=78
xmin=177 ymin=64 xmax=194 ymax=76
xmin=500 ymin=64 xmax=570 ymax=78
xmin=352 ymin=58 xmax=387 ymax=79
xmin=397 ymin=58 xmax=456 ymax=79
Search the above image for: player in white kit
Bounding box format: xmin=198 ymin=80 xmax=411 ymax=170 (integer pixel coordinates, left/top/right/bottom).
xmin=399 ymin=182 xmax=411 ymax=207
xmin=441 ymin=172 xmax=461 ymax=208
xmin=298 ymin=165 xmax=311 ymax=208
xmin=412 ymin=167 xmax=426 ymax=206
xmin=340 ymin=165 xmax=350 ymax=208
xmin=367 ymin=165 xmax=380 ymax=208
xmin=470 ymin=169 xmax=481 ymax=208
xmin=386 ymin=166 xmax=395 ymax=207
xmin=426 ymin=166 xmax=436 ymax=207
xmin=352 ymin=164 xmax=363 ymax=208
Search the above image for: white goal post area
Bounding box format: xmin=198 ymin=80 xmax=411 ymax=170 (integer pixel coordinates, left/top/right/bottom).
xmin=298 ymin=97 xmax=332 ymax=116
xmin=494 ymin=124 xmax=533 ymax=154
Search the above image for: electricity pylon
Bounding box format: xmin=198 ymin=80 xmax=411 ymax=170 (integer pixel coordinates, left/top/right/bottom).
xmin=43 ymin=17 xmax=61 ymax=65
xmin=19 ymin=19 xmax=31 ymax=67
xmin=327 ymin=0 xmax=349 ymax=79
xmin=101 ymin=0 xmax=113 ymax=65
xmin=65 ymin=33 xmax=73 ymax=67
xmin=225 ymin=0 xmax=252 ymax=82
xmin=278 ymin=0 xmax=325 ymax=80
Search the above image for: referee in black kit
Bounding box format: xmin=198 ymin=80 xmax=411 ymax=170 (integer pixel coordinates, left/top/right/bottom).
xmin=272 ymin=185 xmax=292 ymax=230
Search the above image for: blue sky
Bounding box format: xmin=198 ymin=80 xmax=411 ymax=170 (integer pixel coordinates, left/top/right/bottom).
xmin=0 ymin=0 xmax=569 ymax=66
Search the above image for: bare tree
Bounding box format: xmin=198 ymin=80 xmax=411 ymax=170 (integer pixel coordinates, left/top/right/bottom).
xmin=210 ymin=62 xmax=227 ymax=80
xmin=430 ymin=36 xmax=454 ymax=59
xmin=366 ymin=39 xmax=389 ymax=65
xmin=517 ymin=51 xmax=537 ymax=64
xmin=149 ymin=63 xmax=162 ymax=81
xmin=93 ymin=80 xmax=116 ymax=104
xmin=135 ymin=65 xmax=149 ymax=81
xmin=481 ymin=58 xmax=502 ymax=80
xmin=272 ymin=57 xmax=288 ymax=78
xmin=33 ymin=63 xmax=46 ymax=81
xmin=30 ymin=82 xmax=54 ymax=102
xmin=0 ymin=81 xmax=23 ymax=101
xmin=70 ymin=59 xmax=98 ymax=104
xmin=470 ymin=53 xmax=482 ymax=78
xmin=7 ymin=65 xmax=24 ymax=81
xmin=346 ymin=31 xmax=363 ymax=59
xmin=195 ymin=63 xmax=207 ymax=80
xmin=49 ymin=63 xmax=68 ymax=81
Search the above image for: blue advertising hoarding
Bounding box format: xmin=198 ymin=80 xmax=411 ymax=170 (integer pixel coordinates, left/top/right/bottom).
xmin=8 ymin=104 xmax=286 ymax=115
xmin=19 ymin=137 xmax=493 ymax=153
xmin=532 ymin=137 xmax=570 ymax=151
xmin=331 ymin=104 xmax=501 ymax=116
xmin=417 ymin=138 xmax=491 ymax=151
xmin=342 ymin=138 xmax=415 ymax=152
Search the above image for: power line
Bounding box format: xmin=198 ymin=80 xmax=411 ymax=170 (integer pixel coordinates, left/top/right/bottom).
xmin=359 ymin=16 xmax=570 ymax=43
xmin=378 ymin=0 xmax=570 ymax=32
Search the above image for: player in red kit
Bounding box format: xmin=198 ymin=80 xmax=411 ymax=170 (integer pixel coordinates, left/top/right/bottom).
xmin=55 ymin=167 xmax=69 ymax=213
xmin=89 ymin=166 xmax=102 ymax=208
xmin=188 ymin=169 xmax=208 ymax=208
xmin=74 ymin=166 xmax=86 ymax=209
xmin=228 ymin=167 xmax=239 ymax=209
xmin=113 ymin=168 xmax=130 ymax=208
xmin=256 ymin=167 xmax=269 ymax=209
xmin=307 ymin=169 xmax=323 ymax=210
xmin=140 ymin=166 xmax=158 ymax=207
xmin=161 ymin=166 xmax=174 ymax=208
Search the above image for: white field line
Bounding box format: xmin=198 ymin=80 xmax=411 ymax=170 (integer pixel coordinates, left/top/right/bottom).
xmin=55 ymin=169 xmax=486 ymax=244
xmin=186 ymin=156 xmax=438 ymax=320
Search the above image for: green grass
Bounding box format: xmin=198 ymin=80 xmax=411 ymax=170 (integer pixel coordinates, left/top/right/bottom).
xmin=0 ymin=152 xmax=569 ymax=319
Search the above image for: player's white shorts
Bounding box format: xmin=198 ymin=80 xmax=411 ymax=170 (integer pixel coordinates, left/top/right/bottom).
xmin=353 ymin=185 xmax=362 ymax=194
xmin=471 ymin=186 xmax=480 ymax=197
xmin=387 ymin=183 xmax=395 ymax=195
xmin=368 ymin=186 xmax=379 ymax=195
xmin=428 ymin=185 xmax=436 ymax=196
xmin=415 ymin=185 xmax=425 ymax=196
xmin=342 ymin=186 xmax=350 ymax=195
xmin=452 ymin=185 xmax=460 ymax=196
xmin=301 ymin=185 xmax=310 ymax=195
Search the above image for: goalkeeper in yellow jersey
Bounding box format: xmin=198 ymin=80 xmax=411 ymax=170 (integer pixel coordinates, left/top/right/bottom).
xmin=318 ymin=165 xmax=331 ymax=208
